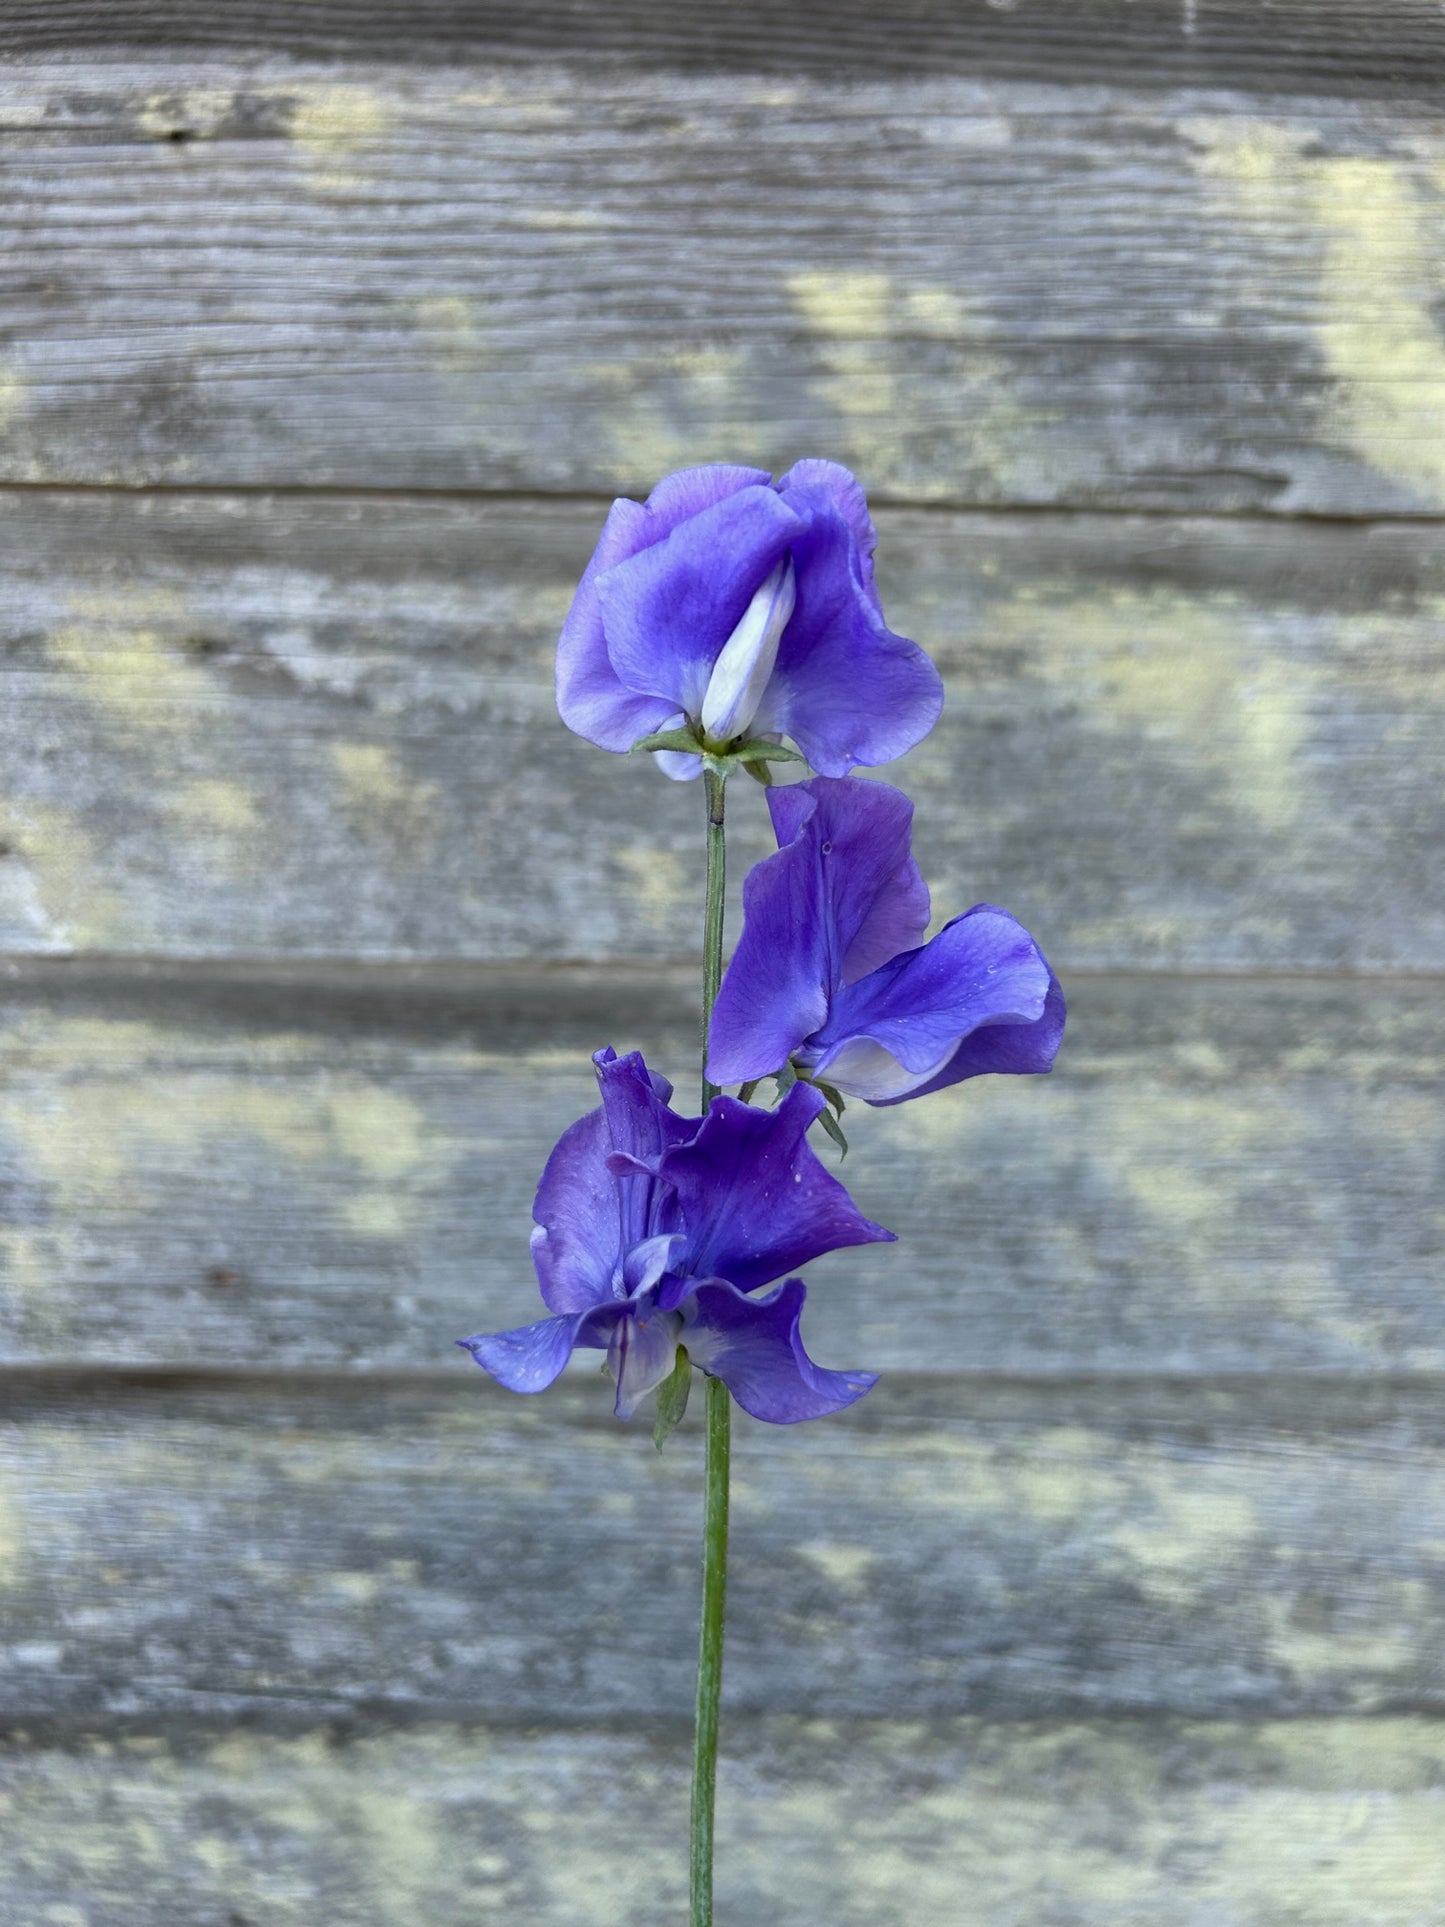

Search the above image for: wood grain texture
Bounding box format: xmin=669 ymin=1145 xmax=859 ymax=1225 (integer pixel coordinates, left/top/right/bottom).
xmin=4 ymin=0 xmax=1445 ymax=97
xmin=4 ymin=1716 xmax=1445 ymax=1927
xmin=4 ymin=493 xmax=1443 ymax=970
xmin=1 ymin=969 xmax=1441 ymax=1375
xmin=1 ymin=57 xmax=1443 ymax=508
xmin=3 ymin=1377 xmax=1443 ymax=1727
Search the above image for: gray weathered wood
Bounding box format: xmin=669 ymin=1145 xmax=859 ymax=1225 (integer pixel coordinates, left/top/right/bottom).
xmin=7 ymin=0 xmax=1445 ymax=98
xmin=1 ymin=969 xmax=1441 ymax=1375
xmin=4 ymin=1715 xmax=1445 ymax=1927
xmin=3 ymin=493 xmax=1443 ymax=970
xmin=3 ymin=1378 xmax=1442 ymax=1726
xmin=1 ymin=57 xmax=1444 ymax=509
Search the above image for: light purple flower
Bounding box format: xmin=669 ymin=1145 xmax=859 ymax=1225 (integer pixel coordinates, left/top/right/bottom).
xmin=458 ymin=1048 xmax=892 ymax=1423
xmin=707 ymin=778 xmax=1065 ymax=1103
xmin=556 ymin=461 xmax=943 ymax=779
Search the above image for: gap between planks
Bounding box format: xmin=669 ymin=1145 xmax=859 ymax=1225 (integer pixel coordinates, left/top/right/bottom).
xmin=3 ymin=479 xmax=1445 ymax=530
xmin=5 ymin=956 xmax=1445 ymax=990
xmin=6 ymin=1361 xmax=1445 ymax=1403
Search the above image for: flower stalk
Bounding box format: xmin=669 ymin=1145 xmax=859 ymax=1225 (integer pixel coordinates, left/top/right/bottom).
xmin=458 ymin=458 xmax=1064 ymax=1917
xmin=691 ymin=762 xmax=730 ymax=1925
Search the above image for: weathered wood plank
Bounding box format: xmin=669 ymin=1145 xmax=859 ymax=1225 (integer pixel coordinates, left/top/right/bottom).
xmin=7 ymin=0 xmax=1445 ymax=99
xmin=1 ymin=970 xmax=1441 ymax=1375
xmin=1 ymin=58 xmax=1443 ymax=509
xmin=3 ymin=493 xmax=1443 ymax=970
xmin=2 ymin=1378 xmax=1443 ymax=1726
xmin=4 ymin=1716 xmax=1444 ymax=1927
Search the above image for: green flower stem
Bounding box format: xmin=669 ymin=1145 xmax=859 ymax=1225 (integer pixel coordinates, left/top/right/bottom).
xmin=701 ymin=765 xmax=728 ymax=1106
xmin=691 ymin=763 xmax=731 ymax=1926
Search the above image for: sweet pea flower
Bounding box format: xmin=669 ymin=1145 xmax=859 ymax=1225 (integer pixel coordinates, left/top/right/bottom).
xmin=707 ymin=778 xmax=1065 ymax=1103
xmin=556 ymin=461 xmax=943 ymax=778
xmin=458 ymin=1047 xmax=892 ymax=1423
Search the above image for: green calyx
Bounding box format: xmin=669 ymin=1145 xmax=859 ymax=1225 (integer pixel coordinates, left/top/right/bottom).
xmin=814 ymin=1084 xmax=849 ymax=1158
xmin=653 ymin=1346 xmax=693 ymax=1451
xmin=731 ymin=1061 xmax=848 ymax=1154
xmin=630 ymin=726 xmax=809 ymax=781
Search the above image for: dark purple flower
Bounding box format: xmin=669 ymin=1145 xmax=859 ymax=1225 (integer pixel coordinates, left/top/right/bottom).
xmin=555 ymin=461 xmax=943 ymax=778
xmin=458 ymin=1048 xmax=892 ymax=1423
xmin=707 ymin=778 xmax=1065 ymax=1103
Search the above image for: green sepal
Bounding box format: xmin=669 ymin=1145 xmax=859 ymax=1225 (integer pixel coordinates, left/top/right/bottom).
xmin=773 ymin=1059 xmax=799 ymax=1097
xmin=652 ymin=1347 xmax=693 ymax=1451
xmin=742 ymin=758 xmax=774 ymax=787
xmin=728 ymin=738 xmax=808 ymax=767
xmin=736 ymin=1079 xmax=760 ymax=1105
xmin=631 ymin=727 xmax=703 ymax=757
xmin=814 ymin=1081 xmax=848 ymax=1156
xmin=817 ymin=1082 xmax=846 ymax=1117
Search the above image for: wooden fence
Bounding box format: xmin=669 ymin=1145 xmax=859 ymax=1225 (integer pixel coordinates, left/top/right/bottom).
xmin=1 ymin=4 xmax=1443 ymax=1920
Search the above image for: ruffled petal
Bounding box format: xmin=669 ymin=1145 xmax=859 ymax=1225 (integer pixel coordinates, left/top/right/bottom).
xmin=776 ymin=458 xmax=881 ymax=612
xmin=772 ymin=778 xmax=930 ymax=984
xmin=642 ymin=464 xmax=774 ymax=530
xmin=593 ymin=1047 xmax=694 ymax=1252
xmin=811 ymin=905 xmax=1057 ymax=1101
xmin=706 ymin=778 xmax=929 ymax=1087
xmin=528 ymin=1105 xmax=622 ymax=1313
xmin=530 ymin=1050 xmax=693 ymax=1311
xmin=456 ymin=1311 xmax=589 ymax=1394
xmin=872 ymin=966 xmax=1066 ymax=1104
xmin=596 ymin=485 xmax=804 ymax=720
xmin=555 ymin=497 xmax=682 ymax=752
xmin=657 ymin=1081 xmax=893 ymax=1297
xmin=705 ymin=806 xmax=832 ymax=1088
xmin=682 ymin=1277 xmax=877 ymax=1424
xmin=555 ymin=466 xmax=773 ymax=752
xmin=607 ymin=1304 xmax=684 ymax=1419
xmin=760 ymin=491 xmax=943 ymax=775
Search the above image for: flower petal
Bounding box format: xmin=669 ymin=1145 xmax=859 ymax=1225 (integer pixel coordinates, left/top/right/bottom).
xmin=705 ymin=809 xmax=831 ymax=1088
xmin=657 ymin=1081 xmax=893 ymax=1297
xmin=653 ymin=748 xmax=704 ymax=782
xmin=706 ymin=777 xmax=929 ymax=1087
xmin=621 ymin=1230 xmax=686 ymax=1296
xmin=528 ymin=1105 xmax=622 ymax=1313
xmin=812 ymin=905 xmax=1057 ymax=1101
xmin=776 ymin=458 xmax=881 ymax=611
xmin=683 ymin=1277 xmax=877 ymax=1424
xmin=555 ymin=497 xmax=682 ymax=752
xmin=530 ymin=1049 xmax=693 ymax=1312
xmin=596 ymin=485 xmax=803 ymax=720
xmin=607 ymin=1305 xmax=684 ymax=1419
xmin=642 ymin=464 xmax=774 ymax=528
xmin=456 ymin=1311 xmax=590 ymax=1394
xmin=700 ymin=557 xmax=796 ymax=742
xmin=770 ymin=777 xmax=931 ymax=985
xmin=872 ymin=966 xmax=1066 ymax=1104
xmin=760 ymin=490 xmax=943 ymax=775
xmin=593 ymin=1047 xmax=695 ymax=1252
xmin=555 ymin=466 xmax=773 ymax=752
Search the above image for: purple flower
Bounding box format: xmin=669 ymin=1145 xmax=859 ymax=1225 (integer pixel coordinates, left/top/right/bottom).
xmin=458 ymin=1048 xmax=892 ymax=1423
xmin=707 ymin=778 xmax=1065 ymax=1104
xmin=555 ymin=461 xmax=943 ymax=778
